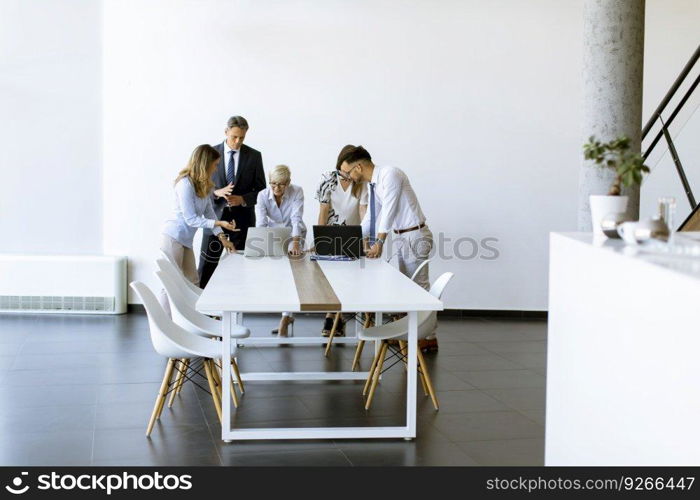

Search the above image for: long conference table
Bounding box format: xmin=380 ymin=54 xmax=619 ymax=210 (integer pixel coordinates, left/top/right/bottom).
xmin=196 ymin=253 xmax=443 ymax=442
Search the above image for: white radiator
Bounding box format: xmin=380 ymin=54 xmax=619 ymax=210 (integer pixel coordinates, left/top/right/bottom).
xmin=0 ymin=255 xmax=127 ymax=314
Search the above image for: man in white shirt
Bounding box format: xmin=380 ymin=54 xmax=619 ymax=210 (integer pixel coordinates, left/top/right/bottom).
xmin=337 ymin=145 xmax=434 ymax=290
xmin=338 ymin=145 xmax=437 ymax=351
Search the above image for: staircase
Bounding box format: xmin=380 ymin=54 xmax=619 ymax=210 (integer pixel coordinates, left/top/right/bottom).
xmin=642 ymin=44 xmax=700 ymax=231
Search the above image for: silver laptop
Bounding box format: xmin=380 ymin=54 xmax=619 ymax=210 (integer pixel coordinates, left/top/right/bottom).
xmin=244 ymin=227 xmax=292 ymax=257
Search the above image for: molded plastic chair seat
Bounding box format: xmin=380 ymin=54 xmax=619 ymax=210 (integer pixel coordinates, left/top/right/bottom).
xmin=326 ymin=259 xmax=433 ymax=357
xmin=130 ymin=281 xmax=243 ymax=436
xmin=132 ymin=281 xmax=237 ymax=360
xmin=158 ymin=250 xmax=204 ymax=297
xmin=358 ymin=272 xmax=454 ymax=412
xmin=359 ymin=272 xmax=452 ymax=343
xmin=155 ymin=262 xmax=250 ymax=340
xmin=409 ymin=258 xmax=430 ymax=282
xmin=154 ymin=266 xmax=249 ymax=400
xmin=357 ymin=311 xmax=436 ymax=342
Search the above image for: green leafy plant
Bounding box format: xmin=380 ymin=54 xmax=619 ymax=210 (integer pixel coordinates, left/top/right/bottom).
xmin=583 ymin=136 xmax=650 ymax=195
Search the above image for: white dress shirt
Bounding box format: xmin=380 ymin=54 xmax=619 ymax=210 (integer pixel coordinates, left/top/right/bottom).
xmin=163 ymin=177 xmax=223 ymax=248
xmin=361 ymin=165 xmax=426 ymax=236
xmin=255 ymin=184 xmax=307 ymax=238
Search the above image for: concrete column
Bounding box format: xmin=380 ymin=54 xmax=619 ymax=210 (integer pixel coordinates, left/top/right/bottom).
xmin=578 ymin=0 xmax=645 ymax=230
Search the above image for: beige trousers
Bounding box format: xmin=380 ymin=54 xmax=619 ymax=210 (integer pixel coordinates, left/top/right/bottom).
xmin=160 ymin=234 xmax=200 ymax=286
xmin=390 ymin=225 xmax=433 ymax=290
xmin=159 ymin=234 xmax=200 ymax=317
xmin=390 ymin=225 xmax=436 ymax=339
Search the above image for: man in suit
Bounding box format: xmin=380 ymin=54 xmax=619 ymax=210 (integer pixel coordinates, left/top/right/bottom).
xmin=198 ymin=115 xmax=266 ymax=288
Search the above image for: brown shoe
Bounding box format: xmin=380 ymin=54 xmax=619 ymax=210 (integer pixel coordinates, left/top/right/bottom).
xmin=418 ymin=338 xmax=438 ymax=353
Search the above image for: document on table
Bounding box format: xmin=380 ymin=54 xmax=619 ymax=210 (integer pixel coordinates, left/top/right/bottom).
xmin=309 ymin=255 xmax=355 ymax=261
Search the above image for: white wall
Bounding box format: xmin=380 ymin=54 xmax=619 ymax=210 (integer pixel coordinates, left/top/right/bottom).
xmin=102 ymin=0 xmax=586 ymax=309
xmin=4 ymin=0 xmax=696 ymax=309
xmin=0 ymin=0 xmax=102 ymax=254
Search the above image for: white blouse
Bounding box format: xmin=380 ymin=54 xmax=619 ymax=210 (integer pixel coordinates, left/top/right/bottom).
xmin=255 ymin=184 xmax=307 ymax=239
xmin=314 ymin=170 xmax=368 ymax=225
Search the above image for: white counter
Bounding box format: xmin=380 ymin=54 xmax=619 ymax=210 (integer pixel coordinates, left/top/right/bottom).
xmin=546 ymin=232 xmax=700 ymax=465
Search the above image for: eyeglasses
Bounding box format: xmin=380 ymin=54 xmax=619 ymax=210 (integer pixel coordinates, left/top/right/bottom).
xmin=270 ymin=182 xmax=288 ymax=188
xmin=337 ymin=164 xmax=359 ymax=181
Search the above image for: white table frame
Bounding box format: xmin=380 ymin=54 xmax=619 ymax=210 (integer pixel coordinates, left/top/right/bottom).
xmin=196 ymin=255 xmax=439 ymax=442
xmin=220 ymin=310 xmax=418 ymax=441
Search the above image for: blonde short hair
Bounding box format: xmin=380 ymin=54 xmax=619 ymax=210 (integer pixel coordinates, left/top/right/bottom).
xmin=270 ymin=164 xmax=291 ymax=184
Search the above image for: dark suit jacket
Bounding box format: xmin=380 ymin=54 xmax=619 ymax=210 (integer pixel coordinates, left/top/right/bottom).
xmin=209 ymin=142 xmax=266 ymax=220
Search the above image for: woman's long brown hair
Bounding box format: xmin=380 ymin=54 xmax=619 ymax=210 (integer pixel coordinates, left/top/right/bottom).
xmin=175 ymin=144 xmax=220 ymax=198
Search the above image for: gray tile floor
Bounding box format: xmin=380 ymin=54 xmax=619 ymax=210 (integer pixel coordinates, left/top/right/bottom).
xmin=0 ymin=313 xmax=547 ymax=466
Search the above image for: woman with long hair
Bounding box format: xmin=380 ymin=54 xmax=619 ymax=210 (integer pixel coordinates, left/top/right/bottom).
xmin=162 ymin=144 xmax=237 ymax=286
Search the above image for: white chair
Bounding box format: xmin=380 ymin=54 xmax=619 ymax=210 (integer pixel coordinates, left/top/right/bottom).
xmin=350 ymin=259 xmax=433 ymax=369
xmin=130 ymin=281 xmax=240 ymax=436
xmin=357 ymin=272 xmax=454 ymax=411
xmin=325 ymin=261 xmax=432 ymax=358
xmin=154 ymin=264 xmax=249 ymax=340
xmin=409 ymin=258 xmax=431 ymax=282
xmin=154 ymin=268 xmax=248 ymax=404
xmin=322 ymin=312 xmax=344 ymax=357
xmin=156 ymin=255 xmax=202 ymax=303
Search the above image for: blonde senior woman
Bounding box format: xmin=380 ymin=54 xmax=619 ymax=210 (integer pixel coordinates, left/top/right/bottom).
xmin=255 ymin=164 xmax=306 ymax=336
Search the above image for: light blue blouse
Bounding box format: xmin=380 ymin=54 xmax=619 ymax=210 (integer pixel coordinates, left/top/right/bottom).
xmin=163 ymin=177 xmax=223 ymax=248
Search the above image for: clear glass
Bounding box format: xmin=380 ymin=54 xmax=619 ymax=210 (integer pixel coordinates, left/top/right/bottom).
xmin=658 ymin=196 xmax=677 ymax=242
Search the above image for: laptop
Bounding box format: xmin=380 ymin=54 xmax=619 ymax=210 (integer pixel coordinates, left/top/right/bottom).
xmin=244 ymin=227 xmax=292 ymax=257
xmin=313 ymin=225 xmax=364 ymax=259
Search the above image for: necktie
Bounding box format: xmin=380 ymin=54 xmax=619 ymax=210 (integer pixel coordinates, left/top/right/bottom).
xmin=227 ymin=151 xmax=236 ymax=185
xmin=369 ymin=182 xmax=376 ymax=245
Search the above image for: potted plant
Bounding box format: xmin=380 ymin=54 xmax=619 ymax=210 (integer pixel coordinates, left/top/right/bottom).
xmin=583 ymin=135 xmax=650 ymax=236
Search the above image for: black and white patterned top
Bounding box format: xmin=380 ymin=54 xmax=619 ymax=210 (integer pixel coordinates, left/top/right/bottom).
xmin=314 ymin=170 xmax=368 ymax=226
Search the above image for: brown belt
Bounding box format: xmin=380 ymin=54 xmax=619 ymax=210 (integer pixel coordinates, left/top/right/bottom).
xmin=393 ymin=223 xmax=426 ymax=235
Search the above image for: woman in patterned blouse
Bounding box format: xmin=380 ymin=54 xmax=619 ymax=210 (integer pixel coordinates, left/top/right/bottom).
xmin=314 ymin=145 xmax=368 ymax=336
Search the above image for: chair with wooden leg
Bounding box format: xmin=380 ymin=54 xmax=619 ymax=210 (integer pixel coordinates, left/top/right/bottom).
xmin=167 ymin=358 xmax=188 ymax=408
xmin=323 ymin=312 xmax=342 ymax=357
xmin=351 ymin=313 xmax=375 ymax=370
xmin=358 ymin=272 xmax=454 ymax=411
xmin=155 ymin=263 xmax=251 ymax=344
xmin=350 ymin=260 xmax=430 ymax=370
xmin=130 ymin=281 xmax=241 ymax=436
xmin=155 ymin=265 xmax=249 ymax=400
xmin=325 ymin=309 xmax=376 ymax=358
xmin=326 ymin=310 xmax=379 ymax=359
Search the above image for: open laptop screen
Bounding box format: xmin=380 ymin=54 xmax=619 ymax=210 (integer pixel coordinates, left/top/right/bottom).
xmin=313 ymin=225 xmax=364 ymax=259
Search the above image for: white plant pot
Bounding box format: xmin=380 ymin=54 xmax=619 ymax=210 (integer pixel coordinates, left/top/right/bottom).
xmin=590 ymin=195 xmax=628 ymax=237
